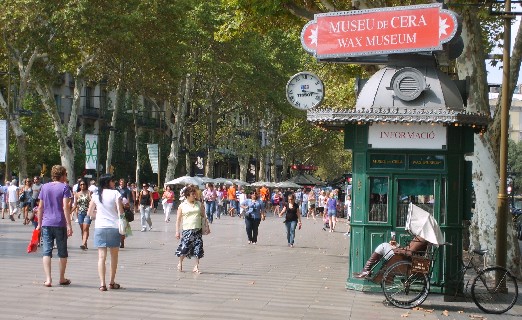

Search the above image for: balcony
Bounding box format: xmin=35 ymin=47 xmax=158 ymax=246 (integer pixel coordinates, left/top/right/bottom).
xmin=82 ymin=106 xmax=100 ymax=119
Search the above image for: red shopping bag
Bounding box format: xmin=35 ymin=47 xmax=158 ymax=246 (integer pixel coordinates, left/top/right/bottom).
xmin=27 ymin=229 xmax=40 ymax=253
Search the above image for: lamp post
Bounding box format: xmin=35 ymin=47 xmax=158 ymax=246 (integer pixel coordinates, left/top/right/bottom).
xmin=495 ymin=0 xmax=514 ymax=271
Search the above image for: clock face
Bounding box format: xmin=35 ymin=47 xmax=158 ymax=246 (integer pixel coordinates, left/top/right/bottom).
xmin=286 ymin=72 xmax=324 ymax=110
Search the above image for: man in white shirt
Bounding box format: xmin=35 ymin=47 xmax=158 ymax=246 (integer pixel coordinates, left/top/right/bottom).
xmin=88 ymin=180 xmax=98 ymax=195
xmin=7 ymin=180 xmax=19 ymax=221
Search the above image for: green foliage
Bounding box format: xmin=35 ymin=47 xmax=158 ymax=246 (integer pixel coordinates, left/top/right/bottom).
xmin=9 ymin=94 xmax=60 ymax=178
xmin=508 ymin=139 xmax=522 ymax=194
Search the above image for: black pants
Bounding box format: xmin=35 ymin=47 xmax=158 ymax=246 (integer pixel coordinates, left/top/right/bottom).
xmin=245 ymin=217 xmax=261 ymax=243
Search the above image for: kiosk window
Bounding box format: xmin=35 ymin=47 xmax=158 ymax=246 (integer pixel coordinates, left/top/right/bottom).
xmin=396 ymin=179 xmax=434 ymax=227
xmin=369 ymin=177 xmax=388 ymax=222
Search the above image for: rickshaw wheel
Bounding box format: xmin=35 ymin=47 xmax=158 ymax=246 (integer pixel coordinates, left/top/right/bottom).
xmin=382 ymin=260 xmax=430 ymax=309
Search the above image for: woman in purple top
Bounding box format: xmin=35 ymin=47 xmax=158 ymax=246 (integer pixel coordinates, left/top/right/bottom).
xmin=36 ymin=165 xmax=73 ymax=287
xmin=326 ymin=192 xmax=337 ymax=232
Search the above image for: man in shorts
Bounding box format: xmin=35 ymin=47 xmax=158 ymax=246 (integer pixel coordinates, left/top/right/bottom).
xmin=37 ymin=165 xmax=73 ymax=287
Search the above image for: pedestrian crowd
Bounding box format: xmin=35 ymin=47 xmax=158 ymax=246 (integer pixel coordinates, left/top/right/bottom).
xmin=1 ymin=171 xmax=349 ymax=290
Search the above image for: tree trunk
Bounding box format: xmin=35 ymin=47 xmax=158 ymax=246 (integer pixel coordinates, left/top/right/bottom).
xmin=131 ymin=101 xmax=141 ymax=187
xmin=205 ymin=99 xmax=217 ymax=178
xmin=35 ymin=79 xmax=82 ymax=184
xmin=457 ymin=7 xmax=521 ymax=276
xmin=105 ymin=81 xmax=123 ymax=173
xmin=238 ymin=155 xmax=249 ymax=182
xmin=164 ymin=74 xmax=192 ymax=182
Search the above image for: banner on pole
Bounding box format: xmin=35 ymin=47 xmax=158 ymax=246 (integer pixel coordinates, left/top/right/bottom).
xmin=147 ymin=144 xmax=159 ymax=174
xmin=0 ymin=120 xmax=7 ymax=163
xmin=85 ymin=134 xmax=98 ymax=170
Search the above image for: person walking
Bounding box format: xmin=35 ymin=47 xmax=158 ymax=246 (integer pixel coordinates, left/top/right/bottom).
xmin=20 ymin=178 xmax=33 ymax=225
xmin=152 ymin=186 xmax=160 ymax=213
xmin=326 ymin=192 xmax=338 ymax=232
xmin=31 ymin=176 xmax=42 ymax=209
xmin=162 ymin=185 xmax=175 ymax=223
xmin=87 ymin=174 xmax=124 ymax=291
xmin=138 ymin=183 xmax=154 ymax=232
xmin=116 ymin=179 xmax=132 ymax=248
xmin=216 ymin=185 xmax=225 ymax=219
xmin=202 ymin=183 xmax=217 ymax=223
xmin=72 ymin=179 xmax=91 ymax=250
xmin=7 ymin=180 xmax=19 ymax=221
xmin=227 ymin=184 xmax=237 ymax=217
xmin=279 ymin=193 xmax=302 ymax=247
xmin=307 ymin=188 xmax=317 ymax=220
xmin=36 ymin=165 xmax=73 ymax=287
xmin=241 ymin=191 xmax=263 ymax=244
xmin=175 ymin=186 xmax=207 ymax=274
xmin=300 ymin=188 xmax=309 ymax=218
xmin=0 ymin=181 xmax=7 ymax=219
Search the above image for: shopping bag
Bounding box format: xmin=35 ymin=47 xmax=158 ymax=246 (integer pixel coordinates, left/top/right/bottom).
xmin=27 ymin=229 xmax=40 ymax=253
xmin=118 ymin=215 xmax=127 ymax=235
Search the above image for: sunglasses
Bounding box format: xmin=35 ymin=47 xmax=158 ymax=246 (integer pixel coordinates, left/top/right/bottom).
xmin=80 ymin=183 xmax=86 ymax=186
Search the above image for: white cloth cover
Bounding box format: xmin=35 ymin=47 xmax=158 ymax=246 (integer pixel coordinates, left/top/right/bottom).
xmin=406 ymin=203 xmax=444 ymax=245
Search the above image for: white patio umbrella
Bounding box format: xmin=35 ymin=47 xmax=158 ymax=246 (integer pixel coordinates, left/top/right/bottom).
xmin=233 ymin=179 xmax=249 ymax=186
xmin=199 ymin=177 xmax=215 ymax=184
xmin=405 ymin=203 xmax=444 ymax=246
xmin=164 ymin=175 xmax=203 ymax=187
xmin=214 ymin=178 xmax=234 ymax=185
xmin=276 ymin=181 xmax=302 ymax=189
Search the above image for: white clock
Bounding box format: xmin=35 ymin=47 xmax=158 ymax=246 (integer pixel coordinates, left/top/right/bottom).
xmin=286 ymin=72 xmax=325 ymax=110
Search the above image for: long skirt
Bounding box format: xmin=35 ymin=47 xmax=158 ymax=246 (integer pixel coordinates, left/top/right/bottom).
xmin=175 ymin=229 xmax=204 ymax=259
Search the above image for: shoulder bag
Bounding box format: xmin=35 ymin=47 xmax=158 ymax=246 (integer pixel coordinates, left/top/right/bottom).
xmin=201 ymin=216 xmax=211 ymax=235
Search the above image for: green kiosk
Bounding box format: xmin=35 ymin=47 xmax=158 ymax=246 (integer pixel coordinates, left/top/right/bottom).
xmin=299 ymin=5 xmax=490 ymax=292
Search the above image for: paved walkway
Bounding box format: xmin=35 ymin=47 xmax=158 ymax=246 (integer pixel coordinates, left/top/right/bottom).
xmin=0 ymin=210 xmax=520 ymax=320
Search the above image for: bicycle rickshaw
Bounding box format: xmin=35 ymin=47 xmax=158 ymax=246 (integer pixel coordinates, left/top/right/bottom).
xmin=363 ymin=203 xmax=518 ymax=314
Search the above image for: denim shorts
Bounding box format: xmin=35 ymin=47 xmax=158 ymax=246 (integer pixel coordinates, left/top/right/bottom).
xmin=77 ymin=212 xmax=92 ymax=225
xmin=42 ymin=226 xmax=68 ymax=258
xmin=93 ymin=228 xmax=120 ymax=248
xmin=328 ymin=210 xmax=337 ymax=217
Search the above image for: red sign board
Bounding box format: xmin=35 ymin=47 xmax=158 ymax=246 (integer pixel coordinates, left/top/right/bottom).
xmin=301 ymin=4 xmax=459 ymax=59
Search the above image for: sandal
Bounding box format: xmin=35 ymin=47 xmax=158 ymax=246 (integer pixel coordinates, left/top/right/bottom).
xmin=43 ymin=281 xmax=52 ymax=287
xmin=99 ymin=285 xmax=107 ymax=291
xmin=59 ymin=279 xmax=71 ymax=286
xmin=193 ymin=266 xmax=202 ymax=274
xmin=109 ymin=283 xmax=121 ymax=290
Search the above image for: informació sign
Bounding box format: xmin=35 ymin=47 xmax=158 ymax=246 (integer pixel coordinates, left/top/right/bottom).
xmin=301 ymin=3 xmax=459 ymax=59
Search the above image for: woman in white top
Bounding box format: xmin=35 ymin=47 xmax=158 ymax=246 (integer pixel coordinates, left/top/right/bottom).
xmin=88 ymin=174 xmax=124 ymax=292
xmin=175 ymin=185 xmax=207 ymax=274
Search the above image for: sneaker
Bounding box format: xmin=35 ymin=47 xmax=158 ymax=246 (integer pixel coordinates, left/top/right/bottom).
xmin=141 ymin=227 xmax=146 ymax=232
xmin=149 ymin=226 xmax=152 ymax=231
xmin=9 ymin=215 xmax=15 ymax=221
xmin=344 ymin=232 xmax=350 ymax=236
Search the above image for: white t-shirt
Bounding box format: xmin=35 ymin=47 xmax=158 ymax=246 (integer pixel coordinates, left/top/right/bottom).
xmin=7 ymin=185 xmax=19 ymax=202
xmin=88 ymin=185 xmax=98 ymax=194
xmin=92 ymin=189 xmax=121 ymax=229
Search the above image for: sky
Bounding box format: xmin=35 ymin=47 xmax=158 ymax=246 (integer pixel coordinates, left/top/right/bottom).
xmin=486 ymin=18 xmax=521 ymax=85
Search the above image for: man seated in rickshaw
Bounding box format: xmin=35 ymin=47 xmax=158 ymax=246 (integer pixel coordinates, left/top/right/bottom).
xmin=353 ymin=235 xmax=429 ymax=279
